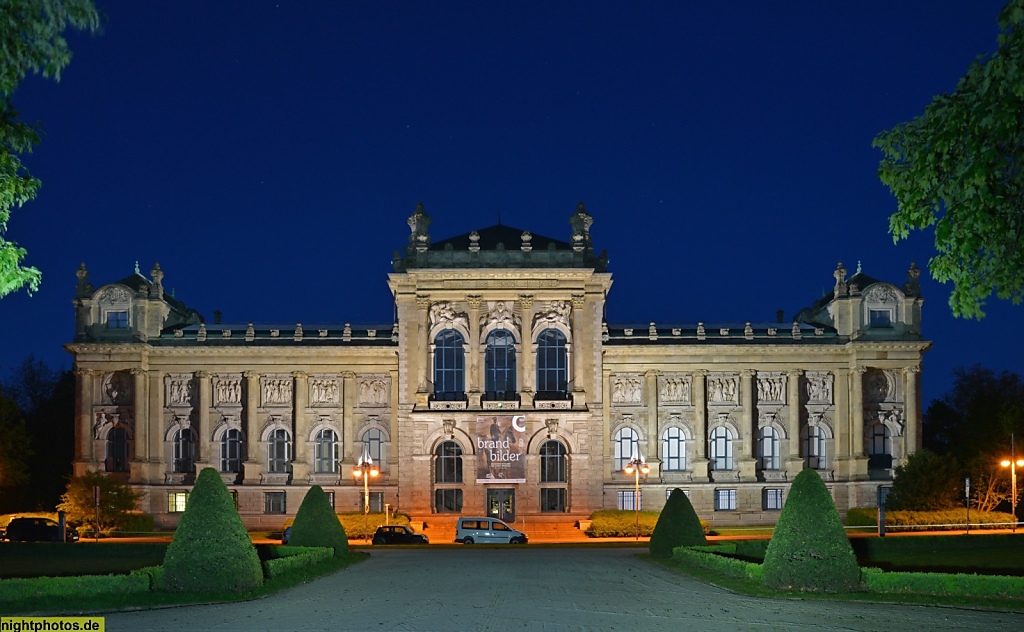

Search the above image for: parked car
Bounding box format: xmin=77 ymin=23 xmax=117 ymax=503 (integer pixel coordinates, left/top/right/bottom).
xmin=281 ymin=525 xmax=292 ymax=544
xmin=372 ymin=524 xmax=429 ymax=545
xmin=454 ymin=517 xmax=527 ymax=544
xmin=4 ymin=517 xmax=80 ymax=543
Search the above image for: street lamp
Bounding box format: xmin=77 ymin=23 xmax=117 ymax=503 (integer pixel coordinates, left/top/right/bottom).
xmin=1000 ymin=433 xmax=1024 ymax=533
xmin=353 ymin=444 xmax=379 ymax=540
xmin=623 ymin=452 xmax=650 ymax=540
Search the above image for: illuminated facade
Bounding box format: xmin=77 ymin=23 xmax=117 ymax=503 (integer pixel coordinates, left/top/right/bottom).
xmin=68 ymin=204 xmax=929 ymax=530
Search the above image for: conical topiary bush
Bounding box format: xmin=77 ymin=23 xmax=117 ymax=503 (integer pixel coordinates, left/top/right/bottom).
xmin=288 ymin=485 xmax=349 ymax=557
xmin=649 ymin=488 xmax=707 ymax=557
xmin=761 ymin=468 xmax=861 ymax=592
xmin=161 ymin=467 xmax=264 ymax=593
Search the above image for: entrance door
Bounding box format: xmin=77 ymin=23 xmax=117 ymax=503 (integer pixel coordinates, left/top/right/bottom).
xmin=486 ymin=488 xmax=515 ymax=523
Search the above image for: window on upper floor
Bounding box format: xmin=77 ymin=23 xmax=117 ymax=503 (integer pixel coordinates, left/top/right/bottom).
xmin=709 ymin=426 xmax=734 ymax=471
xmin=535 ymin=328 xmax=568 ymax=399
xmin=433 ymin=329 xmax=465 ymax=400
xmin=220 ymin=428 xmax=244 ymax=473
xmin=172 ymin=428 xmax=196 ymax=474
xmin=106 ymin=310 xmax=129 ymax=329
xmin=268 ymin=428 xmax=291 ymax=473
xmin=867 ymin=422 xmax=893 ymax=470
xmin=870 ymin=309 xmax=893 ymax=328
xmin=484 ymin=329 xmax=517 ymax=400
xmin=362 ymin=428 xmax=387 ymax=473
xmin=802 ymin=425 xmax=828 ymax=470
xmin=314 ymin=428 xmax=339 ymax=474
xmin=105 ymin=427 xmax=129 ymax=473
xmin=661 ymin=427 xmax=686 ymax=471
xmin=613 ymin=427 xmax=639 ymax=472
xmin=758 ymin=426 xmax=781 ymax=471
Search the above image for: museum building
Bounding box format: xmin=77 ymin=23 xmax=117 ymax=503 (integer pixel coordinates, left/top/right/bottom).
xmin=67 ymin=203 xmax=930 ymax=531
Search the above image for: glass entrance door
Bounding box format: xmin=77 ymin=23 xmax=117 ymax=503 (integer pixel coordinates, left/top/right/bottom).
xmin=486 ymin=488 xmax=515 ymax=523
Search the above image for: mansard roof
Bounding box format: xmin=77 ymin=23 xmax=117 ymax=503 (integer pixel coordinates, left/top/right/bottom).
xmin=431 ymin=224 xmax=572 ymax=252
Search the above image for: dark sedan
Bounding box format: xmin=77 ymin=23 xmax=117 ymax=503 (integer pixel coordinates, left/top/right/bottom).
xmin=371 ymin=524 xmax=429 ymax=545
xmin=4 ymin=517 xmax=79 ymax=542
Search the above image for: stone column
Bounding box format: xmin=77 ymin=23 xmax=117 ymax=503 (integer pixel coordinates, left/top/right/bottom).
xmin=785 ymin=369 xmax=804 ymax=477
xmin=518 ymin=294 xmax=535 ymax=404
xmin=292 ymin=371 xmax=310 ymax=481
xmin=691 ymin=370 xmax=708 ymax=478
xmin=850 ymin=367 xmax=867 ymax=458
xmin=644 ymin=370 xmax=659 ymax=470
xmin=903 ymin=366 xmax=921 ymax=454
xmin=196 ymin=371 xmax=212 ymax=466
xmin=147 ymin=370 xmax=163 ymax=480
xmin=243 ymin=371 xmax=261 ymax=484
xmin=74 ymin=368 xmax=95 ymax=475
xmin=738 ymin=369 xmax=757 ymax=479
xmin=343 ymin=372 xmax=357 ymax=462
xmin=416 ymin=294 xmax=430 ymax=396
xmin=467 ymin=295 xmax=482 ymax=404
xmin=570 ymin=294 xmax=586 ymax=396
xmin=130 ymin=368 xmax=147 ymax=479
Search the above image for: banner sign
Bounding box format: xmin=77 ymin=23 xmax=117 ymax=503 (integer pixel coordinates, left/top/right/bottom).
xmin=476 ymin=415 xmax=527 ymax=483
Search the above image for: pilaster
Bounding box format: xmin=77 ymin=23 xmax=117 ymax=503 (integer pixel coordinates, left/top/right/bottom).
xmin=518 ymin=294 xmax=535 ymax=403
xmin=130 ymin=368 xmax=148 ymax=481
xmin=691 ymin=370 xmax=708 ymax=478
xmin=738 ymin=369 xmax=757 ymax=480
xmin=243 ymin=370 xmax=261 ymax=484
xmin=644 ymin=369 xmax=659 ymax=474
xmin=292 ymin=371 xmax=310 ymax=480
xmin=784 ymin=369 xmax=804 ymax=477
xmin=74 ymin=368 xmax=95 ymax=475
xmin=903 ymin=365 xmax=921 ymax=454
xmin=196 ymin=371 xmax=212 ymax=465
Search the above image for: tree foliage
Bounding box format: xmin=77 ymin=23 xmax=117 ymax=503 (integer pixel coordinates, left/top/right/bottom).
xmin=288 ymin=485 xmax=349 ymax=557
xmin=888 ymin=450 xmax=964 ymax=511
xmin=649 ymin=488 xmax=706 ymax=557
xmin=0 ymin=388 xmax=33 ymax=510
xmin=0 ymin=0 xmax=100 ymax=299
xmin=873 ymin=0 xmax=1024 ymax=319
xmin=57 ymin=470 xmax=141 ymax=533
xmin=924 ymin=364 xmax=1024 ymax=460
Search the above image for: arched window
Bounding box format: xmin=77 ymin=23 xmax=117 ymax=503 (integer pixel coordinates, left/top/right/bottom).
xmin=433 ymin=330 xmax=465 ymax=400
xmin=867 ymin=423 xmax=893 ymax=469
xmin=172 ymin=428 xmax=196 ymax=474
xmin=484 ymin=329 xmax=517 ymax=399
xmin=758 ymin=426 xmax=781 ymax=471
xmin=661 ymin=427 xmax=686 ymax=471
xmin=803 ymin=425 xmax=828 ymax=470
xmin=362 ymin=428 xmax=387 ymax=472
xmin=434 ymin=440 xmax=463 ymax=483
xmin=613 ymin=427 xmax=639 ymax=472
xmin=314 ymin=428 xmax=339 ymax=474
xmin=709 ymin=426 xmax=734 ymax=471
xmin=268 ymin=428 xmax=291 ymax=473
xmin=535 ymin=329 xmax=568 ymax=399
xmin=105 ymin=427 xmax=129 ymax=473
xmin=540 ymin=440 xmax=567 ymax=482
xmin=220 ymin=428 xmax=243 ymax=473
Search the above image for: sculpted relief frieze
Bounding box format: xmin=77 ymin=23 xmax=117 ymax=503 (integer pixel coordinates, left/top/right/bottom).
xmin=658 ymin=375 xmax=691 ymax=404
xmin=864 ymin=369 xmax=896 ymax=403
xmin=98 ymin=286 xmax=132 ymax=305
xmin=707 ymin=374 xmax=738 ymax=404
xmin=756 ymin=373 xmax=786 ymax=403
xmin=864 ymin=284 xmax=900 ymax=304
xmin=429 ymin=301 xmax=468 ymax=332
xmin=166 ymin=374 xmax=193 ymax=407
xmin=261 ymin=376 xmax=293 ymax=407
xmin=532 ymin=300 xmax=571 ymax=332
xmin=214 ymin=375 xmax=242 ymax=406
xmin=102 ymin=371 xmax=133 ymax=405
xmin=805 ymin=372 xmax=833 ymax=405
xmin=358 ymin=376 xmax=390 ymax=406
xmin=309 ymin=377 xmax=341 ymax=406
xmin=610 ymin=375 xmax=643 ymax=405
xmin=480 ymin=301 xmax=521 ymax=333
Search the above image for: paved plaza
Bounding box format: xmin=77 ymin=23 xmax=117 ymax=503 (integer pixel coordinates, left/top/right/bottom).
xmin=102 ymin=548 xmax=1021 ymax=631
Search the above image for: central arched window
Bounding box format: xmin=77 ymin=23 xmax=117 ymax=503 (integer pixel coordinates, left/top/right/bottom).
xmin=172 ymin=428 xmax=196 ymax=474
xmin=484 ymin=329 xmax=517 ymax=399
xmin=803 ymin=425 xmax=828 ymax=470
xmin=105 ymin=427 xmax=129 ymax=473
xmin=536 ymin=329 xmax=568 ymax=399
xmin=220 ymin=428 xmax=243 ymax=473
xmin=433 ymin=330 xmax=465 ymax=400
xmin=434 ymin=440 xmax=463 ymax=483
xmin=709 ymin=426 xmax=734 ymax=471
xmin=613 ymin=427 xmax=639 ymax=472
xmin=314 ymin=428 xmax=339 ymax=474
xmin=540 ymin=440 xmax=567 ymax=482
xmin=362 ymin=428 xmax=387 ymax=472
xmin=268 ymin=428 xmax=291 ymax=473
xmin=661 ymin=427 xmax=686 ymax=471
xmin=758 ymin=426 xmax=781 ymax=471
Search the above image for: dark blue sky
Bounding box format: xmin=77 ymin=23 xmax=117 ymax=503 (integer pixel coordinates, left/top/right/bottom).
xmin=1 ymin=1 xmax=1018 ymax=408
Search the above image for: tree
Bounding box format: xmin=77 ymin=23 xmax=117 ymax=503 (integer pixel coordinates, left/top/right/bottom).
xmin=1 ymin=0 xmax=100 ymax=299
xmin=57 ymin=470 xmax=141 ymax=532
xmin=648 ymin=488 xmax=706 ymax=558
xmin=0 ymin=389 xmax=33 ymax=511
xmin=161 ymin=467 xmax=263 ymax=593
xmin=887 ymin=450 xmax=964 ymax=511
xmin=288 ymin=485 xmax=349 ymax=558
xmin=873 ymin=0 xmax=1024 ymax=319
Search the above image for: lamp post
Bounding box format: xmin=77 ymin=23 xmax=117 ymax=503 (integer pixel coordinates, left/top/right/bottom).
xmin=353 ymin=444 xmax=379 ymax=541
xmin=623 ymin=452 xmax=650 ymax=540
xmin=1001 ymin=433 xmax=1024 ymax=533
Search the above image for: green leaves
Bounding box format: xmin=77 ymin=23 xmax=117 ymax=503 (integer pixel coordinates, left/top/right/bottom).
xmin=874 ymin=0 xmax=1024 ymax=319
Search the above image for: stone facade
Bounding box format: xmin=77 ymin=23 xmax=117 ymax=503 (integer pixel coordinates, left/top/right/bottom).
xmin=67 ymin=205 xmax=929 ymax=529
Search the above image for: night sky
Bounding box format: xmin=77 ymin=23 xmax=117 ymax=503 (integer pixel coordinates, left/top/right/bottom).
xmin=1 ymin=1 xmax=1018 ymax=408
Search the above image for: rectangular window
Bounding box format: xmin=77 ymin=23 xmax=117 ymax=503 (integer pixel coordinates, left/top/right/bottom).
xmin=869 ymin=309 xmax=892 ymax=328
xmin=167 ymin=491 xmax=188 ymax=513
xmin=369 ymin=492 xmax=384 ymax=513
xmin=264 ymin=491 xmax=286 ymax=514
xmin=434 ymin=488 xmax=463 ymax=513
xmin=325 ymin=491 xmax=335 ymax=509
xmin=616 ymin=490 xmax=641 ymax=511
xmin=666 ymin=489 xmax=690 ymax=500
xmin=106 ymin=310 xmax=129 ymax=329
xmin=763 ymin=488 xmax=784 ymax=511
xmin=714 ymin=489 xmax=737 ymax=511
xmin=540 ymin=488 xmax=566 ymax=512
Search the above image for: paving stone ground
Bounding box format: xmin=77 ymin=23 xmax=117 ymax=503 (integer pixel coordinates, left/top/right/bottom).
xmin=102 ymin=548 xmax=1021 ymax=631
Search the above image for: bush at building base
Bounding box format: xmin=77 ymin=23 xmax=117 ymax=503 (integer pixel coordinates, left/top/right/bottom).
xmin=160 ymin=468 xmax=263 ymax=593
xmin=761 ymin=468 xmax=861 ymax=592
xmin=649 ymin=488 xmax=707 ymax=557
xmin=288 ymin=486 xmax=349 ymax=558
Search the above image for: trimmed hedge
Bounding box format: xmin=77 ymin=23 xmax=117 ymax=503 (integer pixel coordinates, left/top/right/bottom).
xmin=672 ymin=546 xmax=762 ymax=581
xmin=761 ymin=469 xmax=862 ymax=592
xmin=649 ymin=488 xmax=707 ymax=557
xmin=288 ymin=486 xmax=349 ymax=557
xmin=861 ymin=566 xmax=1024 ymax=599
xmin=587 ymin=509 xmax=710 ymax=538
xmin=0 ymin=572 xmax=150 ymax=602
xmin=263 ymin=546 xmax=334 ymax=579
xmin=161 ymin=468 xmax=264 ymax=593
xmin=846 ymin=507 xmax=1016 ymax=531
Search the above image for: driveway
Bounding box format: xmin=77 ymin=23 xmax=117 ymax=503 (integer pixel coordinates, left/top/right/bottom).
xmin=104 ymin=548 xmax=1020 ymax=631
